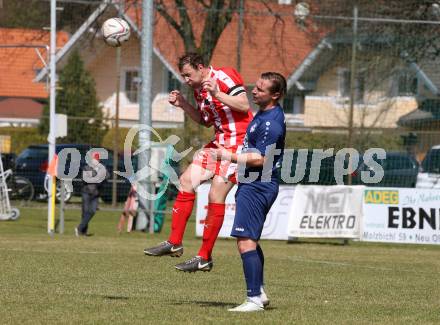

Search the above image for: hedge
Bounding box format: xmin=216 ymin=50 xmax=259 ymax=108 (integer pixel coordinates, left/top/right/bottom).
xmin=1 ymin=126 xmax=404 ymax=157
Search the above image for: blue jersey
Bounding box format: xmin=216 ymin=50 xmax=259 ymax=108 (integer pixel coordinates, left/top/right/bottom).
xmin=238 ymin=104 xmax=286 ymax=183
xmin=231 ymin=104 xmax=285 ymax=240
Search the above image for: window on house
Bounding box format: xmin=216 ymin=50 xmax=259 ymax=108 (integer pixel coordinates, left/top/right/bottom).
xmin=397 ymin=70 xmax=418 ymax=96
xmin=167 ymin=71 xmax=181 ymax=93
xmin=283 ymin=91 xmax=305 ymax=114
xmin=339 ymin=68 xmax=365 ymax=103
xmin=124 ymin=70 xmax=140 ymax=103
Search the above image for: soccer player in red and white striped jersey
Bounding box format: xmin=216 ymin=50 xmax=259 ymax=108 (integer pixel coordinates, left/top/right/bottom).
xmin=144 ymin=53 xmax=253 ymax=273
xmin=193 ymin=66 xmax=251 ymax=147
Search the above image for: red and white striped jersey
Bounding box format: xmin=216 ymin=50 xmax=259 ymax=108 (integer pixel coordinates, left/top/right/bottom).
xmin=193 ymin=66 xmax=253 ymax=147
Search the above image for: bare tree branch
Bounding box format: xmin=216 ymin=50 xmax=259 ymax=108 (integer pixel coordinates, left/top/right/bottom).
xmin=155 ymin=0 xmax=185 ymax=39
xmin=175 ymin=0 xmax=197 ymax=52
xmin=196 ymin=0 xmax=210 ymax=8
xmin=259 ymin=0 xmax=283 ymax=24
xmin=199 ymin=0 xmax=238 ymax=62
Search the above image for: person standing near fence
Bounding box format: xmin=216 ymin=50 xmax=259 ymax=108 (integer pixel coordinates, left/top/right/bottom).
xmin=213 ymin=72 xmax=286 ymax=312
xmin=75 ymin=152 xmax=107 ymax=237
xmin=117 ymin=183 xmax=138 ymax=233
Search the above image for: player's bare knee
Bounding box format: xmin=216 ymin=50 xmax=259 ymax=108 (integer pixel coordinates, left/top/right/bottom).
xmin=178 ymin=174 xmax=193 ymax=192
xmin=209 ymin=177 xmax=233 ymax=203
xmin=237 ymin=238 xmax=257 ymax=253
xmin=208 ymin=188 xmax=226 ymax=203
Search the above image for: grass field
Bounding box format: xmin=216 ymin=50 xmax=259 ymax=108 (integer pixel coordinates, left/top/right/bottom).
xmin=1 ymin=205 xmax=439 ymax=324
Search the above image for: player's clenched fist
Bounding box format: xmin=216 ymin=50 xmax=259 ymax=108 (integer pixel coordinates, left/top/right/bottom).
xmin=202 ymin=78 xmax=219 ymax=97
xmin=168 ymin=90 xmax=185 ymax=107
xmin=212 ymin=141 xmax=233 ymax=161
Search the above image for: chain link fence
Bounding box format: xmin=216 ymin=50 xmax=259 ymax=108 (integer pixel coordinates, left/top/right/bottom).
xmin=1 ymin=0 xmax=440 ymax=214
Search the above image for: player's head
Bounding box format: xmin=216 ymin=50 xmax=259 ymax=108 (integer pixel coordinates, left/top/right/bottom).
xmin=252 ymin=72 xmax=287 ymax=109
xmin=178 ymin=52 xmax=208 ymax=88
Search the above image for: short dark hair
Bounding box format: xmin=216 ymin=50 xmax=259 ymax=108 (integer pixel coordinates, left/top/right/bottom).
xmin=178 ymin=52 xmax=206 ymax=71
xmin=261 ymin=72 xmax=287 ymax=100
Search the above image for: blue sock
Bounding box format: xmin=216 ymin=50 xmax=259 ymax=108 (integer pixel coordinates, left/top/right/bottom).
xmin=241 ymin=250 xmax=262 ymax=297
xmin=256 ymin=244 xmax=264 ymax=286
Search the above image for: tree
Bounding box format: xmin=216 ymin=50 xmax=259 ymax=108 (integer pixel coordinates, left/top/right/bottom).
xmin=304 ymin=2 xmax=440 ymax=135
xmin=0 ymin=0 xmax=47 ymax=28
xmin=154 ymin=0 xmax=239 ymax=64
xmin=39 ymin=50 xmax=106 ymax=145
xmin=312 ymin=0 xmax=440 ymax=61
xmin=0 ymin=0 xmax=97 ymax=31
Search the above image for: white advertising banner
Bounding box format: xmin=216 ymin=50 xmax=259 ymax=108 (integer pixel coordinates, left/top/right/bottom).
xmin=196 ymin=183 xmax=295 ymax=240
xmin=362 ymin=188 xmax=440 ymax=245
xmin=287 ymin=185 xmax=364 ymax=238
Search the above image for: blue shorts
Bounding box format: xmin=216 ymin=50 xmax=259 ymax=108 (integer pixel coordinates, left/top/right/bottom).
xmin=230 ymin=181 xmax=279 ymax=240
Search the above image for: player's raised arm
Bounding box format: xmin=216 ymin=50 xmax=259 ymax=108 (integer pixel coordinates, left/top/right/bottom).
xmin=202 ymin=78 xmax=249 ymax=113
xmin=168 ymin=90 xmax=204 ymax=125
xmin=213 ymin=141 xmax=265 ymax=167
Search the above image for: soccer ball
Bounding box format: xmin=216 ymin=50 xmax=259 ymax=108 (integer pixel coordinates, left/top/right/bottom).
xmin=294 ymin=2 xmax=310 ymax=21
xmin=101 ymin=18 xmax=131 ymax=47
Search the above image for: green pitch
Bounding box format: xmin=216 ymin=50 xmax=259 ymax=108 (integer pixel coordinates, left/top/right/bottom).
xmin=0 ymin=206 xmax=439 ymax=324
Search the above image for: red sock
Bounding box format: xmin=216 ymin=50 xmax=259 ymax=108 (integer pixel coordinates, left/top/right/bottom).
xmin=198 ymin=203 xmax=226 ymax=260
xmin=168 ymin=191 xmax=196 ymax=245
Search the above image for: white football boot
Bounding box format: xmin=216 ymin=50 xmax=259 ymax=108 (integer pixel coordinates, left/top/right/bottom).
xmin=228 ymin=298 xmax=264 ymax=312
xmin=261 ymin=286 xmax=270 ymax=307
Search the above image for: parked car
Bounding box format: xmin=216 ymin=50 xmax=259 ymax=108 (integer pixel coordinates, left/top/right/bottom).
xmin=1 ymin=153 xmax=16 ymax=171
xmin=1 ymin=153 xmax=35 ymax=202
xmin=416 ymin=145 xmax=440 ymax=188
xmin=279 ymin=150 xmax=418 ymax=187
xmin=279 ymin=149 xmax=338 ymax=185
xmin=15 ymin=144 xmax=93 ymax=201
xmin=15 ymin=143 xmax=180 ymax=203
xmin=352 ymin=151 xmax=419 ymax=188
xmin=15 ymin=144 xmax=124 ymax=202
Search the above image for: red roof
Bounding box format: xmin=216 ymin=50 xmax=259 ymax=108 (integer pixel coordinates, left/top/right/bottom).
xmin=0 ymin=28 xmax=69 ymax=99
xmin=126 ymin=0 xmax=322 ymax=84
xmin=0 ymin=98 xmax=43 ymax=119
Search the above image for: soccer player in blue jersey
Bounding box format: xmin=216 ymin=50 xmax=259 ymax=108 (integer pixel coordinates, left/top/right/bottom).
xmin=213 ymin=72 xmax=286 ymax=312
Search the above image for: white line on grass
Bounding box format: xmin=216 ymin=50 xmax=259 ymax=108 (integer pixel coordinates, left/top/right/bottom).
xmin=288 ymin=256 xmax=434 ymax=275
xmin=0 ymin=247 xmax=101 ymax=255
xmin=0 ymin=247 xmax=436 ymax=275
